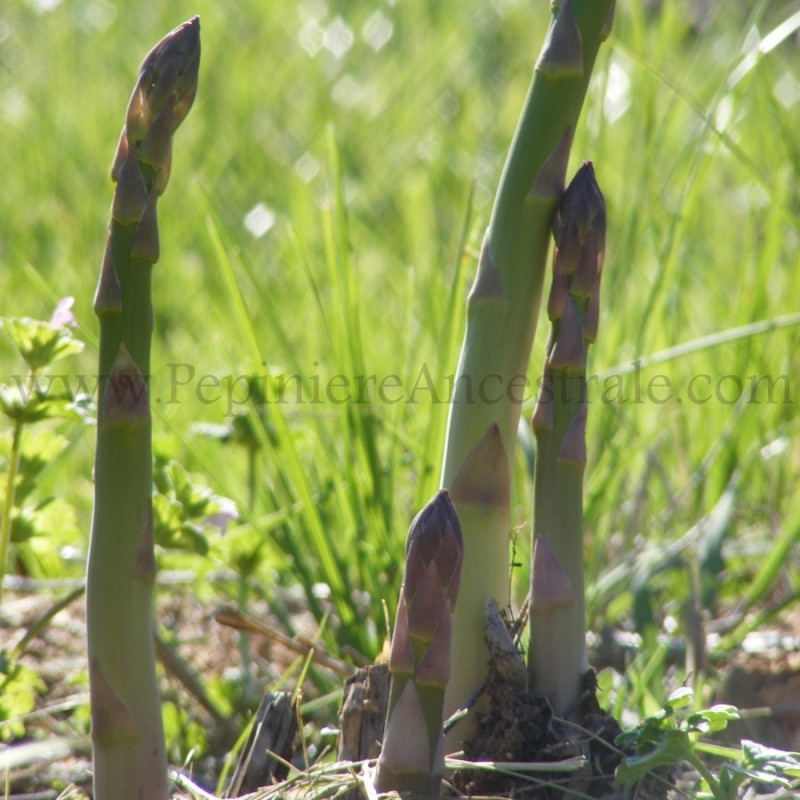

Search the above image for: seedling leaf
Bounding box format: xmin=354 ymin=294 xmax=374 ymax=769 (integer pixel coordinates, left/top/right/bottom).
xmin=665 ymin=686 xmax=694 ymax=711
xmin=616 ymin=729 xmax=691 ymax=786
xmin=687 ymin=705 xmax=740 ymax=734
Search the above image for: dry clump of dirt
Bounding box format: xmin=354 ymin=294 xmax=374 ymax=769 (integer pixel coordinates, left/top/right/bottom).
xmin=453 ymin=668 xmax=642 ymax=799
xmin=448 ymin=602 xmax=670 ymax=799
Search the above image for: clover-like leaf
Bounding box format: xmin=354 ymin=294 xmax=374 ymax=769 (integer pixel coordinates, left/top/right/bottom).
xmin=2 ymin=316 xmax=83 ymax=372
xmin=152 ymin=459 xmax=237 ymax=555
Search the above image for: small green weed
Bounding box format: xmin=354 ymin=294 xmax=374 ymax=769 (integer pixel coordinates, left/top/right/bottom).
xmin=0 ymin=300 xmax=90 ymax=593
xmin=0 ymin=652 xmax=46 ymax=742
xmin=617 ymin=687 xmax=800 ymax=799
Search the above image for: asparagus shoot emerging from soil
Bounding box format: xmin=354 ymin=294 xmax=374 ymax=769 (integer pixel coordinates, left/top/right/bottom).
xmin=86 ymin=18 xmax=200 ymax=800
xmin=376 ymin=490 xmax=464 ymax=797
xmin=529 ymin=161 xmax=605 ymax=716
xmin=440 ymin=0 xmax=614 ymax=743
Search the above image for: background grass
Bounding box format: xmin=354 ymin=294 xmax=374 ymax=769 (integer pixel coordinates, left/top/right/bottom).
xmin=1 ymin=0 xmax=800 ymax=788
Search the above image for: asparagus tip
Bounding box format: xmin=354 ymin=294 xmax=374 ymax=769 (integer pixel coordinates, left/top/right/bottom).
xmin=405 ymin=489 xmax=464 ymax=623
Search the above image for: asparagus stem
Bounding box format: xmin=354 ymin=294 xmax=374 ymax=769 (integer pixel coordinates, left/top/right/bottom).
xmin=376 ymin=491 xmax=464 ymax=797
xmin=0 ymin=415 xmax=24 ymax=605
xmin=529 ymin=162 xmax=606 ymax=716
xmin=86 ymin=18 xmax=200 ymax=800
xmin=440 ymin=0 xmax=614 ymax=743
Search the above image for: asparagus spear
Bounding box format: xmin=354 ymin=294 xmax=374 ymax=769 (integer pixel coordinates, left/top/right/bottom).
xmin=376 ymin=490 xmax=464 ymax=797
xmin=529 ymin=161 xmax=605 ymax=716
xmin=86 ymin=18 xmax=200 ymax=800
xmin=440 ymin=0 xmax=614 ymax=742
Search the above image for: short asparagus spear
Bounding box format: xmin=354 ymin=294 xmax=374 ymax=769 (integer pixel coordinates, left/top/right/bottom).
xmin=440 ymin=0 xmax=614 ymax=742
xmin=528 ymin=161 xmax=605 ymax=716
xmin=376 ymin=490 xmax=464 ymax=797
xmin=86 ymin=18 xmax=200 ymax=800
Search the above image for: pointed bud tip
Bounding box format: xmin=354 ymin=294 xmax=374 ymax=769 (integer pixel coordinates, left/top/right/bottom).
xmin=528 ymin=126 xmax=573 ymax=202
xmin=388 ymin=590 xmax=414 ymax=676
xmin=406 ymin=564 xmax=447 ymax=642
xmin=583 ymin=288 xmax=601 ymax=343
xmin=570 ymin=230 xmax=601 ymax=299
xmin=135 ymin=508 xmax=157 ymax=578
xmin=550 ymin=163 xmax=606 ymax=350
xmin=531 ymin=536 xmax=575 ymax=611
xmin=131 ymin=16 xmax=200 ymax=142
xmin=532 ymin=371 xmax=555 ymax=431
xmin=93 ymin=236 xmax=122 ymax=316
xmin=468 ymin=233 xmax=507 ymax=304
xmin=559 ymin=162 xmax=606 ymax=236
xmin=414 ymin=605 xmax=452 ymax=688
xmin=405 ymin=490 xmax=463 ymax=608
xmin=111 ymin=141 xmax=148 ymax=225
xmin=547 ymin=296 xmax=586 ymax=373
xmin=102 ymin=344 xmax=149 ymax=424
xmin=378 ymin=681 xmax=431 ymax=774
xmin=130 ymin=188 xmax=160 ymax=263
xmin=137 ymin=96 xmax=175 ymax=172
xmin=547 ymin=254 xmax=570 ymax=321
xmin=536 ymin=0 xmax=584 ymax=78
xmin=449 ymin=423 xmax=511 ymax=509
xmin=557 ymin=402 xmax=588 ymax=466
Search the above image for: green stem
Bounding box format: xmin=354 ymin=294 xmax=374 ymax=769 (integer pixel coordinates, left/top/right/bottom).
xmin=440 ymin=0 xmax=614 ymax=744
xmin=528 ymin=162 xmax=605 ymax=715
xmin=237 ymin=571 xmax=252 ymax=685
xmin=0 ymin=417 xmax=24 ymax=604
xmin=85 ymin=18 xmax=200 ymax=800
xmin=686 ymin=751 xmax=726 ymax=800
xmin=88 ymin=355 xmax=162 ymax=799
xmin=529 ymin=376 xmax=588 ymax=713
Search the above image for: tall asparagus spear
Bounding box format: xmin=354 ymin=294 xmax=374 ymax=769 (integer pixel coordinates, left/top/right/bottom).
xmin=529 ymin=161 xmax=605 ymax=716
xmin=440 ymin=0 xmax=614 ymax=742
xmin=376 ymin=491 xmax=464 ymax=797
xmin=86 ymin=18 xmax=200 ymax=800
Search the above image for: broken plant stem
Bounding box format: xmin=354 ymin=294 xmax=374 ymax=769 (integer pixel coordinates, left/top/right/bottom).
xmin=85 ymin=17 xmax=200 ymax=800
xmin=440 ymin=0 xmax=614 ymax=745
xmin=529 ymin=161 xmax=606 ymax=716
